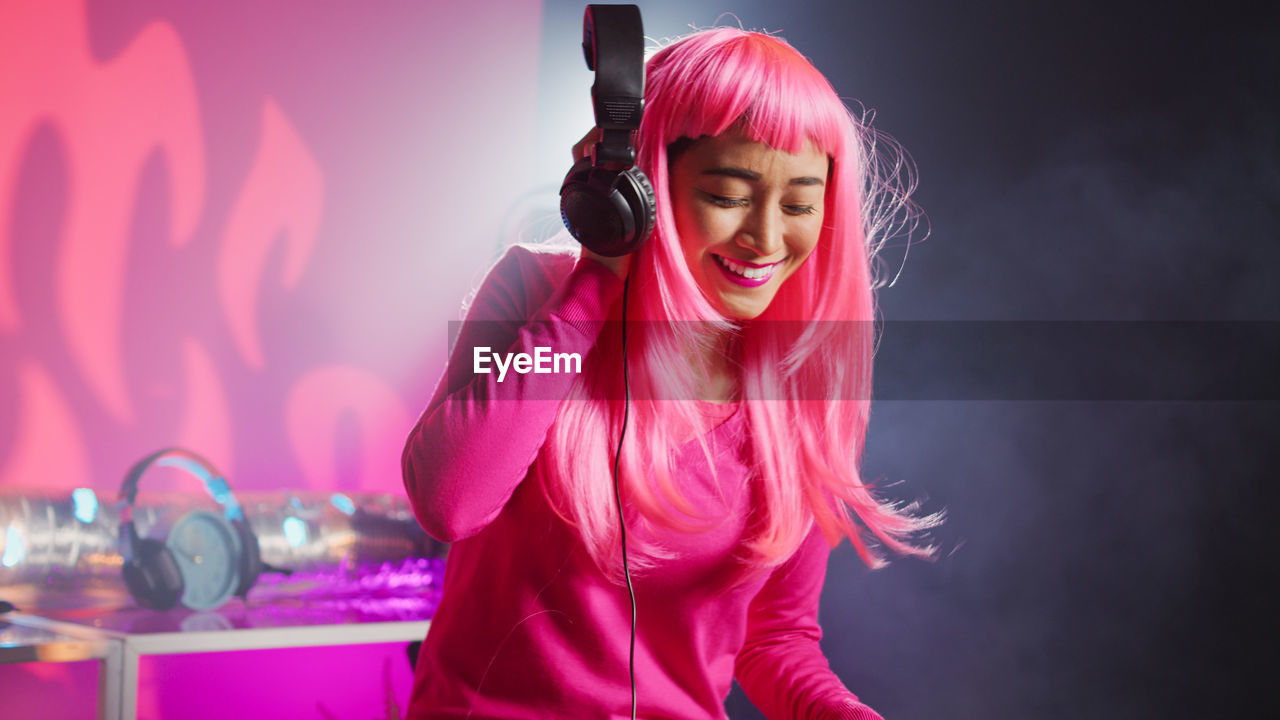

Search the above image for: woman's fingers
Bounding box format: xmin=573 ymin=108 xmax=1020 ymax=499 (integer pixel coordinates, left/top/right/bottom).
xmin=572 ymin=127 xmax=602 ymax=163
xmin=581 ymin=247 xmax=632 ymax=280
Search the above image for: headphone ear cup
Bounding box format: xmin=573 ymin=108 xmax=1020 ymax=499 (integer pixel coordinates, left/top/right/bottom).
xmin=232 ymin=521 xmax=261 ymax=599
xmin=561 ymin=163 xmax=624 ymax=254
xmin=560 ymin=163 xmax=655 ymax=257
xmin=123 ymin=538 xmax=184 ymax=611
xmin=615 ymin=166 xmax=656 ymax=250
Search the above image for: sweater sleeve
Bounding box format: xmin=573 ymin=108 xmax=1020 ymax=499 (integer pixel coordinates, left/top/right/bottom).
xmin=401 ymin=245 xmax=623 ymax=542
xmin=734 ymin=526 xmax=886 ymax=720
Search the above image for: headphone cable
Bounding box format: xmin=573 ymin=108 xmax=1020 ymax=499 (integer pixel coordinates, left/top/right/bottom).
xmin=612 ymin=271 xmax=637 ymax=719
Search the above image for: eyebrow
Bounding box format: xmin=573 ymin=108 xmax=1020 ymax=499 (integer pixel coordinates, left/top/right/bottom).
xmin=700 ymin=167 xmax=826 ymax=186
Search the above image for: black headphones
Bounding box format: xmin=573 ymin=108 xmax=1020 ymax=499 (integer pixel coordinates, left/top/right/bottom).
xmin=559 ymin=4 xmax=655 ymax=257
xmin=118 ymin=448 xmax=262 ymax=611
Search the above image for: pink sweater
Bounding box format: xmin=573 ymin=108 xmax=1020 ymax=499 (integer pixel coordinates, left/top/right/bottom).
xmin=402 ymin=246 xmax=884 ymax=719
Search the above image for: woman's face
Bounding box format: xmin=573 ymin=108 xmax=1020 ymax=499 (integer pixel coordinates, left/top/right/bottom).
xmin=668 ymin=132 xmax=829 ymax=320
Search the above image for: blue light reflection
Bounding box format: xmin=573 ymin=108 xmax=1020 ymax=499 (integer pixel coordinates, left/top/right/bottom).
xmin=72 ymin=488 xmax=98 ymax=523
xmin=283 ymin=517 xmax=308 ymax=547
xmin=329 ymin=493 xmax=356 ymax=515
xmin=2 ymin=526 xmax=25 ymax=567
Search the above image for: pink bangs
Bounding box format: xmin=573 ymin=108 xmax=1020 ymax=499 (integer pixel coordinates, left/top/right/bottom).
xmin=641 ymin=29 xmax=849 ymax=159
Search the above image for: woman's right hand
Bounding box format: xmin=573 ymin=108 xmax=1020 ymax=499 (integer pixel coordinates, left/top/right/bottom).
xmin=581 ymin=247 xmax=631 ymax=280
xmin=571 ymin=127 xmax=633 ymax=280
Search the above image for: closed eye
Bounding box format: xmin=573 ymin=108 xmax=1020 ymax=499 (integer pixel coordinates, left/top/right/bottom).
xmin=699 ymin=190 xmax=748 ymax=208
xmin=784 ymin=205 xmax=817 ymax=216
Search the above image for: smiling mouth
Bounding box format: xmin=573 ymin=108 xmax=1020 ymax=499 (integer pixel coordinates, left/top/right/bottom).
xmin=713 ymin=254 xmax=782 ymax=283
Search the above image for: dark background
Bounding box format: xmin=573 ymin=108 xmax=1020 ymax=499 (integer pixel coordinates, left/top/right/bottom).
xmin=535 ymin=2 xmax=1277 ymax=717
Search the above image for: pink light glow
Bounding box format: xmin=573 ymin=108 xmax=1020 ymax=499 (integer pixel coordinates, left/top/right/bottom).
xmin=175 ymin=337 xmax=233 ymax=472
xmin=0 ymin=0 xmax=206 ymax=422
xmin=218 ymin=99 xmax=323 ymax=371
xmin=2 ymin=0 xmax=547 ymax=714
xmin=0 ymin=361 xmax=89 ymax=489
xmin=286 ymin=366 xmax=414 ymax=494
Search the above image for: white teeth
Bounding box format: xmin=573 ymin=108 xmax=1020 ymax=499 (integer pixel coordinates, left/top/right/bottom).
xmin=716 ymin=256 xmax=778 ymax=280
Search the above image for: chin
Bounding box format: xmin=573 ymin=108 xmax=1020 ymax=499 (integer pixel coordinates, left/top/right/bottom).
xmin=714 ymin=297 xmax=770 ymax=321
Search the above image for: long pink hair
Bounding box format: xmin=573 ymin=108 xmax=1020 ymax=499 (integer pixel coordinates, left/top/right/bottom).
xmin=537 ymin=28 xmax=938 ymax=582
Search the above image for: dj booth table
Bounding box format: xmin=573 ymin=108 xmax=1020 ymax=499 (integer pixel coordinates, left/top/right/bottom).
xmin=2 ymin=593 xmax=434 ymax=720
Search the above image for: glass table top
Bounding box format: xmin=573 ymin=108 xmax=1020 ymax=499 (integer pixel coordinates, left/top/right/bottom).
xmin=2 ymin=557 xmax=444 ymax=636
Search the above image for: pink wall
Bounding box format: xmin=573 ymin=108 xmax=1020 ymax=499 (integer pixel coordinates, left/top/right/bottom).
xmin=1 ymin=0 xmax=545 ymax=716
xmin=0 ymin=0 xmax=546 ymax=495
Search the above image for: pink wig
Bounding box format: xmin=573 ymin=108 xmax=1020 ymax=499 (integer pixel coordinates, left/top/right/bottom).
xmin=537 ymin=28 xmax=938 ymax=582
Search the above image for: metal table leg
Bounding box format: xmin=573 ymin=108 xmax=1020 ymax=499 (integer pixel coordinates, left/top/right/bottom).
xmin=98 ymin=639 xmax=123 ymax=720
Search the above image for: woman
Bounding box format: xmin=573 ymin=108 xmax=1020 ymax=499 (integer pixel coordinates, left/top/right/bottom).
xmin=403 ymin=27 xmax=936 ymax=719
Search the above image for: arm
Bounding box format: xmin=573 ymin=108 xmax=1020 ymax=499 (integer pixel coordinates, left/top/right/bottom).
xmin=401 ymin=245 xmax=623 ymax=542
xmin=734 ymin=526 xmax=886 ymax=720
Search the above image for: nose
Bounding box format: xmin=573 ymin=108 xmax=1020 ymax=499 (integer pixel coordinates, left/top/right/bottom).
xmin=735 ymin=205 xmax=783 ymax=257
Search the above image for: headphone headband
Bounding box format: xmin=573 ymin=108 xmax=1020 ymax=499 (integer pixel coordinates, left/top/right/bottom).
xmin=584 ymin=4 xmax=645 ymax=169
xmin=118 ymin=447 xmax=245 ymax=522
xmin=585 ymin=5 xmax=644 ymax=130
